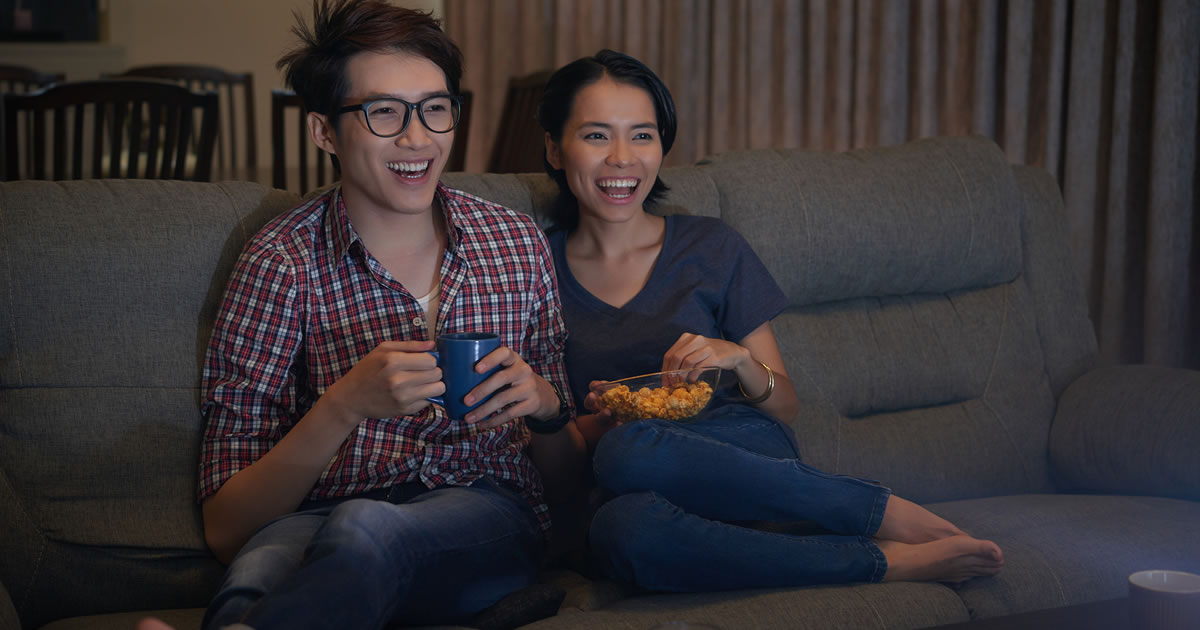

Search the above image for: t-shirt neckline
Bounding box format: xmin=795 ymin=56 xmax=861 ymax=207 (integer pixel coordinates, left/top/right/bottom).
xmin=557 ymin=215 xmax=675 ymax=316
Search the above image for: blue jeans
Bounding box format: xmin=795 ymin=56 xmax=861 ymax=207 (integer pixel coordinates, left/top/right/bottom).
xmin=203 ymin=477 xmax=543 ymax=630
xmin=589 ymin=405 xmax=890 ymax=591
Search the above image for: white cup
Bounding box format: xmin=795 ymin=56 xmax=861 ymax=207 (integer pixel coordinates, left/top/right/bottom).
xmin=1128 ymin=570 xmax=1200 ymax=630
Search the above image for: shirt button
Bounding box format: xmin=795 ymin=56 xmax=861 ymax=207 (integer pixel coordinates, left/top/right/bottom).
xmin=412 ymin=316 xmax=424 ymax=327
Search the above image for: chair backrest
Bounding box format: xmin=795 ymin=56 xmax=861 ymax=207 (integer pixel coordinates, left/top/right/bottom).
xmin=270 ymin=88 xmax=339 ymax=194
xmin=3 ymin=79 xmax=219 ymax=181
xmin=0 ymin=64 xmax=65 ymax=179
xmin=0 ymin=63 xmax=64 ymax=92
xmin=488 ymin=69 xmax=552 ymax=174
xmin=447 ymin=89 xmax=472 ymax=172
xmin=111 ymin=65 xmax=256 ymax=178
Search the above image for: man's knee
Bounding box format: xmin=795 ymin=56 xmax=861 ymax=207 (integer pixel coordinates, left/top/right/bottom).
xmin=314 ymin=499 xmax=417 ymax=566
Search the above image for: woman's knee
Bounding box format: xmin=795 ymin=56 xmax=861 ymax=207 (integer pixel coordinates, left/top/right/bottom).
xmin=589 ymin=492 xmax=680 ymax=576
xmin=592 ymin=420 xmax=676 ymax=492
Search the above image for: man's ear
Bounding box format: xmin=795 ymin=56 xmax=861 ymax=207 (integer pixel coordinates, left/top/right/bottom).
xmin=544 ymin=132 xmax=561 ymax=170
xmin=308 ymin=111 xmax=338 ymax=157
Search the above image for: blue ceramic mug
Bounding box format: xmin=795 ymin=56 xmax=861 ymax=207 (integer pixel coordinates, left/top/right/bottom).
xmin=427 ymin=332 xmax=501 ymax=420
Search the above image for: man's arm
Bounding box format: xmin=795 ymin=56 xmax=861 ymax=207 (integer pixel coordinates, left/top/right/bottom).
xmin=199 ymin=244 xmax=445 ymax=563
xmin=203 ymin=339 xmax=443 ymax=563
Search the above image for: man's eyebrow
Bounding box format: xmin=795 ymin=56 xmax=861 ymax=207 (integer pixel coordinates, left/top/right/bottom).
xmin=357 ymin=90 xmax=452 ymax=101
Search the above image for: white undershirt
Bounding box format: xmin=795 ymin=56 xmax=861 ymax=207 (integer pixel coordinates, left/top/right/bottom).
xmin=413 ymin=278 xmax=440 ymax=331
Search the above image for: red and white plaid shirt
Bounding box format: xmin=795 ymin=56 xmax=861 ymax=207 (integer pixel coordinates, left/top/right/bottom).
xmin=198 ymin=183 xmax=571 ymax=531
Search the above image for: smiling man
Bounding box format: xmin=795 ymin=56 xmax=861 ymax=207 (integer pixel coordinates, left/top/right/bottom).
xmin=174 ymin=2 xmax=586 ymax=629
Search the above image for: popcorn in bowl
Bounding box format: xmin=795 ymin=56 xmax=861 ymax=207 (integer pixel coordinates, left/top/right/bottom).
xmin=591 ymin=367 xmax=722 ymax=422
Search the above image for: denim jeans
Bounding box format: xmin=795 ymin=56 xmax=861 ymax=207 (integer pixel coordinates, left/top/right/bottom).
xmin=589 ymin=404 xmax=890 ymax=591
xmin=203 ymin=477 xmax=543 ymax=630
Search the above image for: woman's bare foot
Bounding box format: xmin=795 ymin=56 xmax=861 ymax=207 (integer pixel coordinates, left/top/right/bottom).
xmin=135 ymin=618 xmax=177 ymax=630
xmin=878 ymin=535 xmax=1004 ymax=583
xmin=874 ymin=495 xmax=967 ymax=543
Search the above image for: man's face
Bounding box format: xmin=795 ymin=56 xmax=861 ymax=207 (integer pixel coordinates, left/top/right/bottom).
xmin=312 ymin=50 xmax=455 ymax=220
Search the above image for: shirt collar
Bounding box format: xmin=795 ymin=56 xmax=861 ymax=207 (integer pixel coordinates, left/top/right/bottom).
xmin=327 ymin=182 xmax=467 ymax=268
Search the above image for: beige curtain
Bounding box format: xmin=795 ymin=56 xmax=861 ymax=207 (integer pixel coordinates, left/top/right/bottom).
xmin=444 ymin=0 xmax=1199 ymax=370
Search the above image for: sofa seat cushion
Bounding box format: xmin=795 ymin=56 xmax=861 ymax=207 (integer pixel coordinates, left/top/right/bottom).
xmin=927 ymin=493 xmax=1200 ymax=620
xmin=38 ymin=609 xmax=475 ymax=630
xmin=523 ymin=581 xmax=969 ymax=630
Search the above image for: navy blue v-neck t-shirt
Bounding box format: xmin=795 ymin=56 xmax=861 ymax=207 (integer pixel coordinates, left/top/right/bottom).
xmin=548 ymin=214 xmax=789 ymax=413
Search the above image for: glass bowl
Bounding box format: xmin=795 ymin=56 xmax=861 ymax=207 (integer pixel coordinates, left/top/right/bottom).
xmin=590 ymin=367 xmax=722 ymax=422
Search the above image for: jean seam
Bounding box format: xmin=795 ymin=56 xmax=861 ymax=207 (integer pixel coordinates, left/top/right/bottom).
xmin=864 ymin=485 xmax=891 ymax=537
xmin=864 ymin=537 xmax=888 ymax=582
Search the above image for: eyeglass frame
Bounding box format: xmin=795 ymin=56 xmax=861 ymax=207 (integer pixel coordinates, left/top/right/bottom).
xmin=335 ymin=93 xmax=463 ymax=138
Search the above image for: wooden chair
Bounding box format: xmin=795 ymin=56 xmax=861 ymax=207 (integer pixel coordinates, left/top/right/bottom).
xmin=110 ymin=65 xmax=256 ymax=179
xmin=447 ymin=89 xmax=472 ymax=172
xmin=487 ymin=69 xmax=552 ymax=174
xmin=270 ymin=88 xmax=337 ymax=194
xmin=0 ymin=63 xmax=64 ymax=92
xmin=3 ymin=79 xmax=219 ymax=181
xmin=0 ymin=64 xmax=64 ymax=178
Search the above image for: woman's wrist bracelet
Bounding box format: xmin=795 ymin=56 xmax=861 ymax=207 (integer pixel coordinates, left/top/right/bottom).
xmin=738 ymin=361 xmax=775 ymax=404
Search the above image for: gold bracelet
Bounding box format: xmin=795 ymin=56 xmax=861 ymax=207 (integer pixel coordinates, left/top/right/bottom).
xmin=738 ymin=361 xmax=774 ymax=404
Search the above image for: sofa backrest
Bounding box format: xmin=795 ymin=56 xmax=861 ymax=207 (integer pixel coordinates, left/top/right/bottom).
xmin=0 ymin=180 xmax=300 ymax=627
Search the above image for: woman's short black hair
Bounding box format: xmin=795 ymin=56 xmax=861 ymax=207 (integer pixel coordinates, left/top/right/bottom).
xmin=536 ymin=49 xmax=677 ymax=232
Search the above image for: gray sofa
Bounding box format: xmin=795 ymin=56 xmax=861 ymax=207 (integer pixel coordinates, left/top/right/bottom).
xmin=2 ymin=136 xmax=1198 ymax=630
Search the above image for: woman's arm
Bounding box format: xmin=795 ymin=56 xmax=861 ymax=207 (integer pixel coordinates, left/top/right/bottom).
xmin=732 ymin=322 xmax=799 ymax=423
xmin=661 ymin=321 xmax=799 ymax=423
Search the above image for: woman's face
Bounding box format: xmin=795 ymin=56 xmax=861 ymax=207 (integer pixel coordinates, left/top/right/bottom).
xmin=546 ymin=76 xmax=663 ymax=221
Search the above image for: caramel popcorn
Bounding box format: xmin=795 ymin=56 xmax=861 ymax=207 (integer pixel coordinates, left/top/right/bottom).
xmin=599 ymin=380 xmax=714 ymax=421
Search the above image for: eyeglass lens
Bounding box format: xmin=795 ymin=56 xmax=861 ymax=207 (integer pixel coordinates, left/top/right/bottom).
xmin=365 ymin=96 xmax=458 ymax=136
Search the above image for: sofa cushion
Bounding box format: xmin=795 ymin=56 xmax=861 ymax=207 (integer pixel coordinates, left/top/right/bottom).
xmin=523 ymin=581 xmax=969 ymax=630
xmin=680 ymin=137 xmax=1055 ymax=502
xmin=704 ymin=136 xmax=1023 ymax=308
xmin=0 ymin=180 xmax=299 ymax=628
xmin=771 ymin=278 xmax=1059 ymax=503
xmin=929 ymin=493 xmax=1200 ymax=619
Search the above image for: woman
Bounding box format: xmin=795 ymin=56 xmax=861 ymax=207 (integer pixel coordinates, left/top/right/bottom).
xmin=538 ymin=49 xmax=1004 ymax=592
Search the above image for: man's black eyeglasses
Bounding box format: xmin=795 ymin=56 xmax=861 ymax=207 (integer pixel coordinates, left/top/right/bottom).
xmin=336 ymin=94 xmax=462 ymax=138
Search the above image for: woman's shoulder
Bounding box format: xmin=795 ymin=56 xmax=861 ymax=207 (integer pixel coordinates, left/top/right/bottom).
xmin=667 ymin=213 xmax=752 ymax=251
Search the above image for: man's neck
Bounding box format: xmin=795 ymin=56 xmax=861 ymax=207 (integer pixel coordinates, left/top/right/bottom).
xmin=342 ymin=191 xmax=448 ymax=295
xmin=343 ymin=193 xmax=444 ymax=259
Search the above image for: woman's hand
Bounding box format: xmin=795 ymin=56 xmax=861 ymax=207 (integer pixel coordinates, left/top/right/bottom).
xmin=661 ymin=332 xmax=752 ymax=373
xmin=575 ymin=382 xmax=621 ymax=449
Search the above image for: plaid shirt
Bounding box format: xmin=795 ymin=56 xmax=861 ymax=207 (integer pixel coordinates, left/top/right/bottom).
xmin=198 ymin=183 xmax=571 ymax=531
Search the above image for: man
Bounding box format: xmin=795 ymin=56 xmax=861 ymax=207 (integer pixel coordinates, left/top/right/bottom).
xmin=153 ymin=2 xmax=585 ymax=628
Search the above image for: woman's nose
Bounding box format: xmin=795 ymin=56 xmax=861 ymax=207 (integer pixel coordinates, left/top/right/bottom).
xmin=607 ymin=141 xmax=634 ymax=166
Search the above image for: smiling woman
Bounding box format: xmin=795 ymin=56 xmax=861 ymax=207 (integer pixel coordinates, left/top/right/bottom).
xmin=539 ymin=49 xmax=1006 ymax=595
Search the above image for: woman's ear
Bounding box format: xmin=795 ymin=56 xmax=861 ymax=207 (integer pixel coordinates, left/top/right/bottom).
xmin=544 ymin=132 xmax=562 ymax=170
xmin=308 ymin=112 xmax=338 ymax=157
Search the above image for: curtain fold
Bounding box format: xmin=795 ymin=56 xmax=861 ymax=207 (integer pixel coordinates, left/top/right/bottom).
xmin=444 ymin=0 xmax=1199 ymax=369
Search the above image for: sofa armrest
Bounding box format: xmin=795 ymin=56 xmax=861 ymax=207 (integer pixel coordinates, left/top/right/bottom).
xmin=1050 ymin=364 xmax=1200 ymax=501
xmin=0 ymin=579 xmax=19 ymax=630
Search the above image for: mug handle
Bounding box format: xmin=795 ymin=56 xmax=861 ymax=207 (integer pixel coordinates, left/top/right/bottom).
xmin=425 ymin=350 xmax=442 ymax=406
